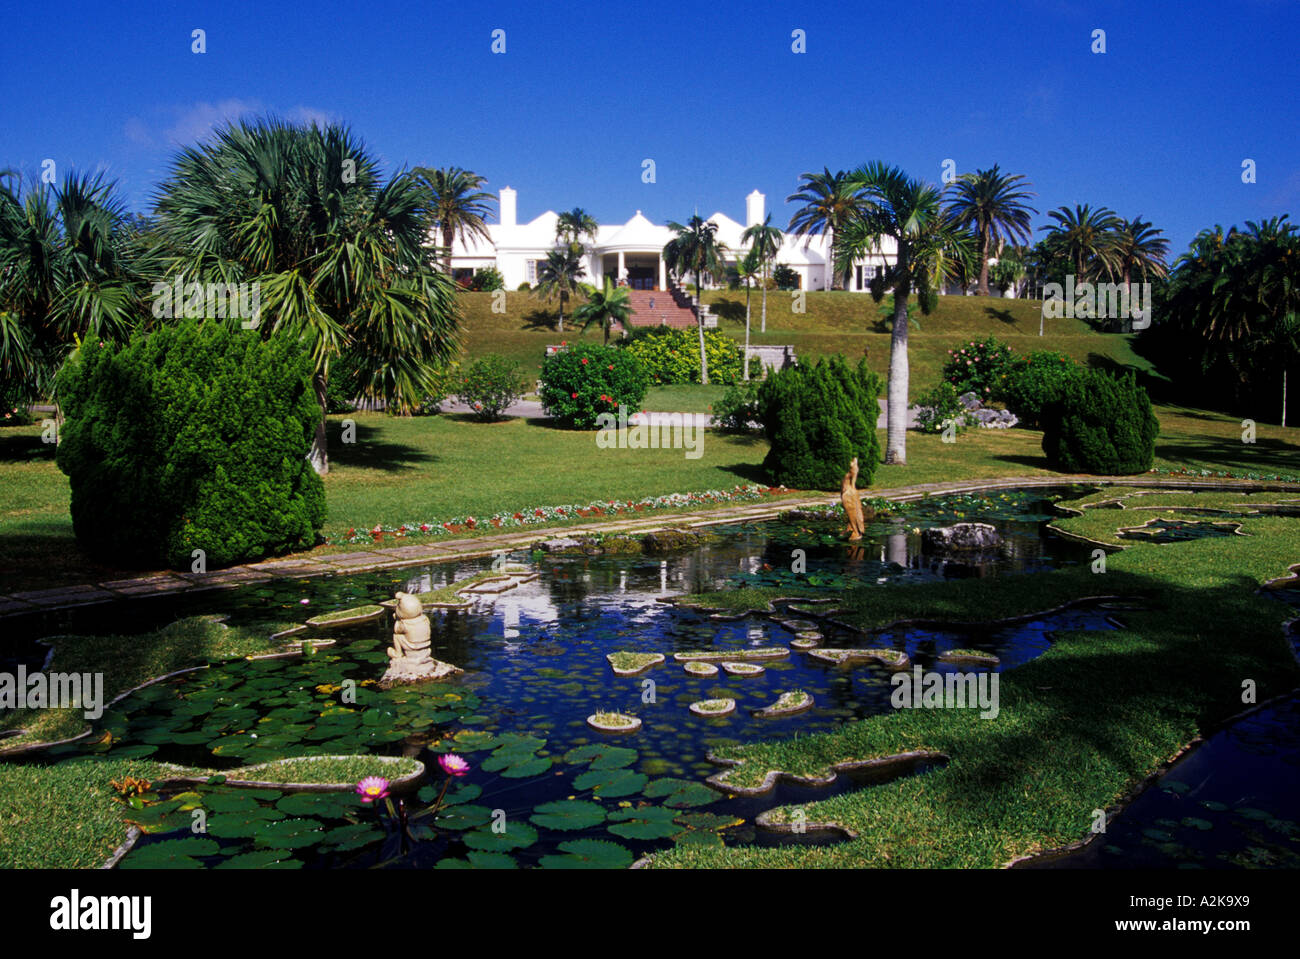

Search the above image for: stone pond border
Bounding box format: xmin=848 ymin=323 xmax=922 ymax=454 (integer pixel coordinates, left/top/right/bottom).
xmin=7 ymin=474 xmax=1300 ymax=619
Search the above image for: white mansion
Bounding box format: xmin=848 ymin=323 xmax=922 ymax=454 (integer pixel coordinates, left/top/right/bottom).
xmin=444 ymin=187 xmax=899 ymax=293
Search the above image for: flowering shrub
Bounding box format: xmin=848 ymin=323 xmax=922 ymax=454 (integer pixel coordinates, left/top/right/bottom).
xmin=624 ymin=328 xmax=758 ymax=385
xmin=0 ymin=378 xmax=31 ymax=425
xmin=941 ymin=336 xmax=1014 ymax=397
xmin=539 ymin=342 xmax=648 ymax=429
xmin=458 ymin=354 xmax=525 ymax=421
xmin=328 ymin=484 xmax=788 ymax=545
xmin=469 ymin=266 xmax=505 ymax=292
xmin=914 ymin=381 xmax=973 ymax=435
xmin=711 ymin=379 xmax=761 ymax=432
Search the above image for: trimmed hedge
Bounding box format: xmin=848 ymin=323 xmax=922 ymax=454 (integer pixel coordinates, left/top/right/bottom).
xmin=757 ymin=355 xmax=883 ymax=490
xmin=624 ymin=327 xmax=759 ymax=385
xmin=538 ymin=342 xmax=649 ymax=429
xmin=1041 ymin=369 xmax=1159 ymax=475
xmin=55 ymin=321 xmax=326 ymax=568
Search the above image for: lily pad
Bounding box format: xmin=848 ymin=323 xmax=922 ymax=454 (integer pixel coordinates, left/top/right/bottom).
xmin=463 ymin=821 xmax=538 ymax=852
xmin=529 ymin=799 xmax=606 ymax=831
xmin=572 ymin=767 xmax=648 ymax=798
xmin=539 ymin=838 xmax=633 ymax=869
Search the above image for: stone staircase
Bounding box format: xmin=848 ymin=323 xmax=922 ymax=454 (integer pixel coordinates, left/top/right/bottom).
xmin=622 ymin=286 xmax=708 ymax=331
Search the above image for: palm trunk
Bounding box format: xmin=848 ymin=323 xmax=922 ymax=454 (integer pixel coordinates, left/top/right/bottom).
xmin=557 ymin=292 xmax=565 ymax=333
xmin=977 ymin=235 xmax=990 ymax=296
xmin=760 ymin=266 xmax=768 ymax=333
xmin=442 ymin=225 xmax=454 ymax=276
xmin=885 ymin=275 xmax=910 ymax=466
xmin=743 ymin=282 xmax=752 ymax=381
xmin=309 ymin=372 xmax=329 ymax=476
xmin=1283 ymin=368 xmax=1288 ymax=428
xmin=696 ymin=268 xmax=709 ymax=385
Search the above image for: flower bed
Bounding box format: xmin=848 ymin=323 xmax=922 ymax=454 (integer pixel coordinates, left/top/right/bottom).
xmin=327 ymin=484 xmax=790 ymax=546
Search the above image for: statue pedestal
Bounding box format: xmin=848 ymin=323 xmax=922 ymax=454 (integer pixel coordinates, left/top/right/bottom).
xmin=380 ymin=656 xmax=461 ymax=688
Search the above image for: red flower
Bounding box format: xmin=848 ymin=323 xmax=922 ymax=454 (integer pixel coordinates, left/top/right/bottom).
xmin=571 ymin=392 xmax=578 ymax=399
xmin=514 ymin=512 xmax=524 ymax=520
xmin=607 ymin=364 xmax=614 ymax=371
xmin=581 ymin=357 xmax=589 ymax=365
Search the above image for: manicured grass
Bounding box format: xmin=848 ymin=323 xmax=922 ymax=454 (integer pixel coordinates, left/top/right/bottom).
xmin=2 ymin=403 xmax=1297 ymax=593
xmin=643 ymin=384 xmax=730 ymax=414
xmin=651 ymin=502 xmax=1300 ymax=868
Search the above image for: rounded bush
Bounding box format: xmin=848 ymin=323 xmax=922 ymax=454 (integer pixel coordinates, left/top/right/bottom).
xmin=1041 ymin=369 xmax=1159 ymax=475
xmin=458 ymin=354 xmax=526 ymax=421
xmin=712 ymin=379 xmax=761 ymax=432
xmin=55 ymin=321 xmax=326 ymax=569
xmin=538 ymin=342 xmax=649 ymax=429
xmin=757 ymin=355 xmax=883 ymax=489
xmin=1000 ymin=350 xmax=1081 ymax=428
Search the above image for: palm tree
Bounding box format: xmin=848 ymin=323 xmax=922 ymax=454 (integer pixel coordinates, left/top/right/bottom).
xmin=535 ymin=243 xmax=586 ymax=333
xmin=573 ymin=277 xmax=631 ymax=345
xmin=0 ymin=170 xmax=150 ymax=405
xmin=1042 ymin=204 xmax=1122 ymax=284
xmin=556 ymin=208 xmax=599 ymax=248
xmin=1110 ymin=216 xmax=1170 ymax=289
xmin=734 ymin=248 xmax=760 ymax=380
xmin=663 ymin=215 xmax=728 ymax=385
xmin=156 ymin=118 xmax=460 ymax=474
xmin=411 ymin=166 xmax=494 ymax=274
xmin=742 ymin=213 xmax=783 ymax=333
xmin=786 ymin=168 xmax=858 ymax=291
xmin=944 ymin=165 xmax=1037 ymax=295
xmin=836 ymin=162 xmax=973 ymax=465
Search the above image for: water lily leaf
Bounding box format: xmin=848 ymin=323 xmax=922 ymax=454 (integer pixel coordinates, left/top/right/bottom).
xmin=420 ymin=782 xmax=483 ymax=805
xmin=642 ymin=777 xmax=717 ymax=808
xmin=215 ymin=849 xmax=304 ymax=869
xmin=573 ymin=768 xmax=647 ymax=797
xmin=253 ymin=817 xmax=324 ymax=849
xmin=1180 ymin=817 xmax=1213 ymax=831
xmin=607 ymin=806 xmax=680 ymax=840
xmin=499 ymin=756 xmax=554 ymax=779
xmin=671 ymin=828 xmax=724 ymax=847
xmin=529 ymin=800 xmax=606 ymax=831
xmin=463 ymin=821 xmax=538 ymax=852
xmin=435 ymin=804 xmax=494 ymax=830
xmin=563 ymin=743 xmax=637 ymax=770
xmin=436 ymin=851 xmax=517 ymax=870
xmin=451 ymin=729 xmax=496 ymax=751
xmin=319 ymin=823 xmax=384 ymax=852
xmin=275 ymin=793 xmax=351 ymax=818
xmin=539 ymin=838 xmax=633 ymax=869
xmin=121 ymin=836 xmax=220 ymax=868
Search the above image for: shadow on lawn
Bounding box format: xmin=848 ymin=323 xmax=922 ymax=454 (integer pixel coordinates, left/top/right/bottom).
xmin=327 ymin=421 xmax=436 ymax=472
xmin=983 ymin=306 xmax=1018 ymax=326
xmin=0 ymin=431 xmax=55 ymax=464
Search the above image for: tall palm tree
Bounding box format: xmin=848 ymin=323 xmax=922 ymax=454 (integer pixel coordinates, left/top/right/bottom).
xmin=742 ymin=213 xmax=783 ymax=333
xmin=836 ymin=162 xmax=972 ymax=465
xmin=411 ymin=166 xmax=494 ymax=274
xmin=556 ymin=207 xmax=599 ymax=248
xmin=573 ymin=277 xmax=631 ymax=345
xmin=1109 ymin=216 xmax=1170 ymax=289
xmin=663 ymin=215 xmax=728 ymax=385
xmin=535 ymin=243 xmax=586 ymax=333
xmin=786 ymin=168 xmax=858 ymax=291
xmin=734 ymin=248 xmax=760 ymax=380
xmin=157 ymin=118 xmax=460 ymax=474
xmin=944 ymin=165 xmax=1037 ymax=295
xmin=0 ymin=170 xmax=149 ymax=404
xmin=1042 ymin=204 xmax=1122 ymax=283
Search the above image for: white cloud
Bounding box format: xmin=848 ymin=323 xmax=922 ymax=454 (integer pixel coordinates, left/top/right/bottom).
xmin=122 ymin=101 xmax=339 ymax=149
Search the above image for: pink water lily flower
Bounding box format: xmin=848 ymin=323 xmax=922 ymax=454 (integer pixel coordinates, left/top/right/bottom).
xmin=439 ymin=753 xmax=471 ymax=777
xmin=356 ymin=776 xmax=390 ymax=803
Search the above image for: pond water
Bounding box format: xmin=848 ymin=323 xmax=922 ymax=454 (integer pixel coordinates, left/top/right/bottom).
xmin=9 ymin=485 xmax=1277 ymax=869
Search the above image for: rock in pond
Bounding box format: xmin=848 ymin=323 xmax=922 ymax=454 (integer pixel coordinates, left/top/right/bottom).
xmin=921 ymin=522 xmax=1003 ymax=552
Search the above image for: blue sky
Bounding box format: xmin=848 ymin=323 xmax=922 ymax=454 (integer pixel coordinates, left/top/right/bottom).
xmin=2 ymin=0 xmax=1296 ymax=252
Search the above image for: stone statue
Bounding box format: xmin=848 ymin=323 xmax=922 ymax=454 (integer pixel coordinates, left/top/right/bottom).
xmin=841 ymin=457 xmax=865 ymax=541
xmin=381 ymin=592 xmax=460 ymax=686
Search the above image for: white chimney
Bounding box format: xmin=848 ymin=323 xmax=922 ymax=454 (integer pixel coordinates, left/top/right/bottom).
xmin=499 ymin=186 xmax=517 ymax=227
xmin=746 ymin=189 xmax=765 ymax=228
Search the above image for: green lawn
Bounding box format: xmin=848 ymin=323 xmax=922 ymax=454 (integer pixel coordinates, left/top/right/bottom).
xmin=642 ymin=384 xmax=729 ymax=413
xmin=2 ymin=403 xmax=1297 ymax=594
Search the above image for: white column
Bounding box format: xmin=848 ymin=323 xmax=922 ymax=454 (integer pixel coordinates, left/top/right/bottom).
xmin=658 ymin=255 xmax=667 ymax=290
xmin=618 ymin=250 xmax=626 ymax=282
